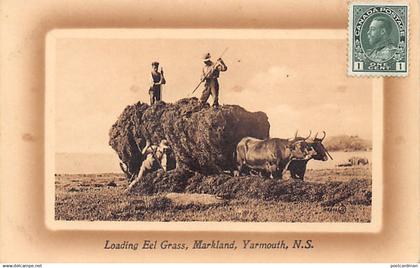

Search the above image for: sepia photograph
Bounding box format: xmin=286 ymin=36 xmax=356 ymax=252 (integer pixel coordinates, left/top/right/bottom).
xmin=46 ymin=29 xmax=382 ymax=230
xmin=1 ymin=0 xmax=419 ymax=263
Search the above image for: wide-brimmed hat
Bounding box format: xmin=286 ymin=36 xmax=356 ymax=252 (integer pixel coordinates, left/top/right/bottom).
xmin=203 ymin=53 xmax=211 ymax=62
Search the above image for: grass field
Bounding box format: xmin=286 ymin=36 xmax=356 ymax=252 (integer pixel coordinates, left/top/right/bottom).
xmin=55 ymin=166 xmax=372 ymax=222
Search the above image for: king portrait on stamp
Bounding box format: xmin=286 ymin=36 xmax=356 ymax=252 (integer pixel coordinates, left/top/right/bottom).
xmin=348 ymin=3 xmax=408 ymax=76
xmin=365 ymin=15 xmax=398 ymax=62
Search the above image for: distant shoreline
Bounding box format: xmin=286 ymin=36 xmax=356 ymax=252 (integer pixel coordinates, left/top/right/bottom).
xmin=54 ymin=150 xmax=372 ymax=175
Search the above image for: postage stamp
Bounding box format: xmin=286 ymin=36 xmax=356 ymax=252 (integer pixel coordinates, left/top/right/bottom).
xmin=348 ymin=3 xmax=409 ymax=76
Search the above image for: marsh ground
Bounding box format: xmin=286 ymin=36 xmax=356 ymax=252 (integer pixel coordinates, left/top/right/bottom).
xmin=55 ymin=166 xmax=371 ymax=222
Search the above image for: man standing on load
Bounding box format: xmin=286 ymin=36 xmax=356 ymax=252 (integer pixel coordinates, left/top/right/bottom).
xmin=200 ymin=53 xmax=227 ymax=108
xmin=149 ymin=61 xmax=166 ymax=105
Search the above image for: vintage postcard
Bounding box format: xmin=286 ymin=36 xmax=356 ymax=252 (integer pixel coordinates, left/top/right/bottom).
xmin=45 ymin=29 xmax=383 ymax=232
xmin=348 ymin=3 xmax=409 ymax=76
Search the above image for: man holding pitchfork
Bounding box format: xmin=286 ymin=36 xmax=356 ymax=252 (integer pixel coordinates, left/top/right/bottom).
xmin=149 ymin=61 xmax=166 ymax=105
xmin=199 ymin=52 xmax=228 ymax=108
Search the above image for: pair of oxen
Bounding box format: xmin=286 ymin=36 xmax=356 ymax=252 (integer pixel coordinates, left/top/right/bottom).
xmin=234 ymin=131 xmax=332 ymax=180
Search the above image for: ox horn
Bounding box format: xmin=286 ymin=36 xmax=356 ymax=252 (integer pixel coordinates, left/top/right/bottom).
xmin=320 ymin=131 xmax=326 ymax=141
xmin=289 ymin=130 xmax=298 ymax=142
xmin=314 ymin=132 xmax=318 ymax=139
xmin=304 ymin=130 xmax=312 ymax=140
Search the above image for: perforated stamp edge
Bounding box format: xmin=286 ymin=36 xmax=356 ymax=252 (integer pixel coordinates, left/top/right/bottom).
xmin=347 ymin=2 xmax=409 ymax=77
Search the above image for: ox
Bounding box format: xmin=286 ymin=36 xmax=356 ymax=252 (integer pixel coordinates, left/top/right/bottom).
xmin=337 ymin=156 xmax=369 ymax=167
xmin=288 ymin=131 xmax=332 ymax=180
xmin=234 ymin=132 xmax=316 ymax=179
xmin=349 ymin=156 xmax=369 ymax=166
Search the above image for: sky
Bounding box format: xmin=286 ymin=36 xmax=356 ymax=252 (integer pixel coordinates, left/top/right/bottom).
xmin=54 ymin=37 xmax=372 ymax=154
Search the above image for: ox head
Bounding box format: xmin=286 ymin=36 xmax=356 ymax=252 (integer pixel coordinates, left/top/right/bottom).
xmin=288 ymin=130 xmax=319 ymax=160
xmin=308 ymin=131 xmax=333 ymax=161
xmin=289 ymin=130 xmax=332 ymax=161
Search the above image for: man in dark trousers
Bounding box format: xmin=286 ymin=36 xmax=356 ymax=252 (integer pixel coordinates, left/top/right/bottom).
xmin=200 ymin=53 xmax=227 ymax=108
xmin=149 ymin=61 xmax=166 ymax=105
